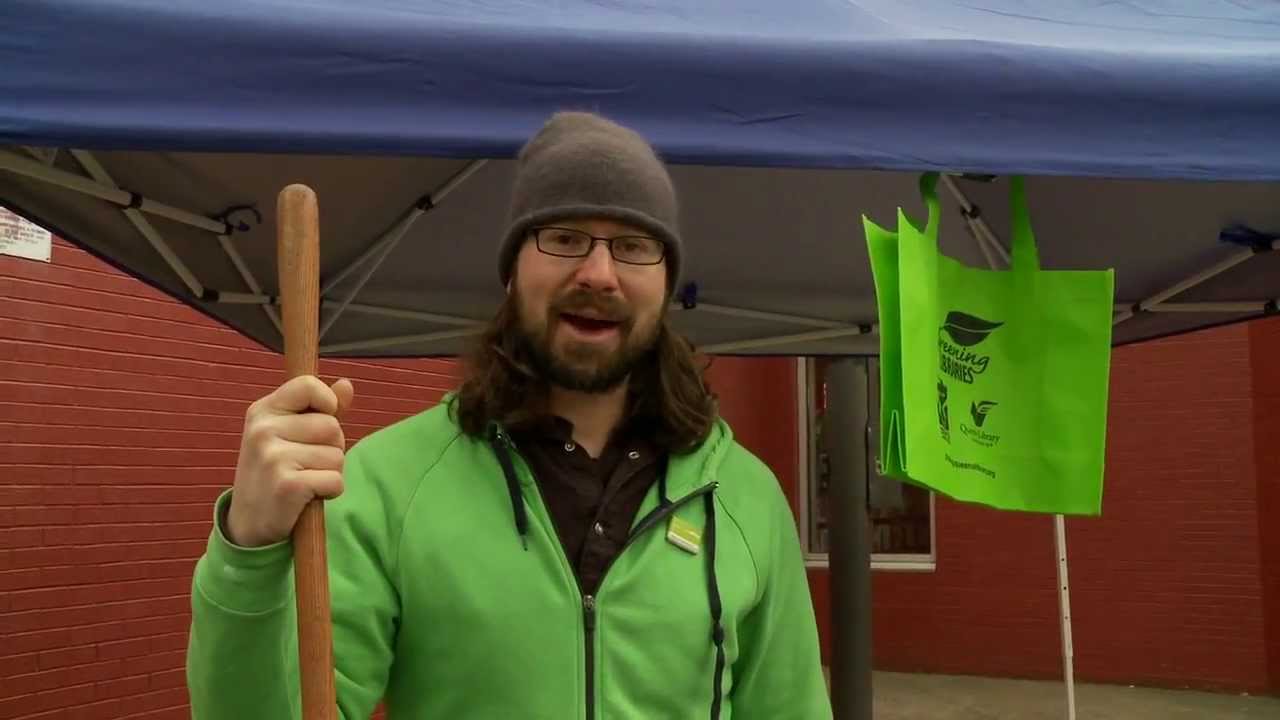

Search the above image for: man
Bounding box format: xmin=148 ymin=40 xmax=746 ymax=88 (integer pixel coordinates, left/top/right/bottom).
xmin=186 ymin=111 xmax=831 ymax=719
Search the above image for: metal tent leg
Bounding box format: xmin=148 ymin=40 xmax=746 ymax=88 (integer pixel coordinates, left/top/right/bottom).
xmin=826 ymin=357 xmax=872 ymax=720
xmin=1055 ymin=515 xmax=1078 ymax=720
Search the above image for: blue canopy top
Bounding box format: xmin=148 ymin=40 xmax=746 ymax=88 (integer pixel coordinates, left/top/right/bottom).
xmin=3 ymin=0 xmax=1279 ymax=180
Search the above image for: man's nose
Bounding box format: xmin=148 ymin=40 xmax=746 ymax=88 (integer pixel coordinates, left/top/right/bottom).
xmin=572 ymin=241 xmax=620 ymax=291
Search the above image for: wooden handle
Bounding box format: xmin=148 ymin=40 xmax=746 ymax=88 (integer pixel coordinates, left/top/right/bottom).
xmin=277 ymin=184 xmax=336 ymax=720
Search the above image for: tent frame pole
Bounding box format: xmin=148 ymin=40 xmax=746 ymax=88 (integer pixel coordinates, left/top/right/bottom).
xmin=70 ymin=149 xmax=285 ymax=335
xmin=320 ymin=326 xmax=481 ymax=354
xmin=65 ymin=149 xmax=207 ymax=299
xmin=318 ymin=159 xmax=486 ymax=337
xmin=682 ymin=302 xmax=852 ymax=329
xmin=200 ymin=292 xmax=483 ymax=326
xmin=958 ymin=184 xmax=1078 ymax=720
xmin=701 ymin=326 xmax=873 ymax=354
xmin=944 ymin=173 xmax=1280 ymax=331
xmin=1114 ymin=242 xmax=1278 ymax=325
xmin=1055 ymin=515 xmax=1078 ymax=720
xmin=217 ymin=233 xmax=284 ymax=334
xmin=0 ymin=148 xmax=228 ymax=234
xmin=826 ymin=357 xmax=873 ymax=720
xmin=6 ymin=156 xmax=1279 ymax=356
xmin=1150 ymin=301 xmax=1278 ymax=313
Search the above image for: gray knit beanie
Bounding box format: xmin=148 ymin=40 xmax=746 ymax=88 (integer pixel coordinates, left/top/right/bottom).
xmin=498 ymin=111 xmax=681 ymax=295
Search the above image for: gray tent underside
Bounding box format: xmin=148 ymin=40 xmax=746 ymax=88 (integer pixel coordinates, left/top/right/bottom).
xmin=3 ymin=146 xmax=1278 ymax=358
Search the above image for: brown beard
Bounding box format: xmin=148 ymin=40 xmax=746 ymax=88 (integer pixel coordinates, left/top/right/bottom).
xmin=450 ymin=294 xmax=719 ymax=453
xmin=514 ymin=286 xmax=660 ymax=394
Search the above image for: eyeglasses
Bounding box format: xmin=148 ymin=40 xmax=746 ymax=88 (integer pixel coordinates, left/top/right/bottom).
xmin=531 ymin=226 xmax=666 ymax=266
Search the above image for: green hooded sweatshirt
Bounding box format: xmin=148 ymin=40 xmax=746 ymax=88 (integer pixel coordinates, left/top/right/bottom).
xmin=186 ymin=402 xmax=832 ymax=719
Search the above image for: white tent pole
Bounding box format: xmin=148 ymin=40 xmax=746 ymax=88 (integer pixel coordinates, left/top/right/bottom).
xmin=70 ymin=149 xmax=281 ymax=336
xmin=677 ymin=301 xmax=852 ymax=329
xmin=319 ymin=211 xmax=422 ymax=339
xmin=963 ymin=215 xmax=999 ymax=270
xmin=319 ymin=326 xmax=481 ymax=354
xmin=217 ymin=234 xmax=284 ymax=334
xmin=0 ymin=148 xmax=228 ymax=235
xmin=700 ymin=326 xmax=873 ymax=354
xmin=1150 ymin=301 xmax=1277 ymax=313
xmin=199 ymin=291 xmax=483 ymax=326
xmin=1112 ymin=245 xmax=1275 ymax=327
xmin=1055 ymin=515 xmax=1078 ymax=720
xmin=319 ymin=209 xmax=422 ymax=298
xmin=942 ymin=174 xmax=1011 ymax=266
xmin=318 ymin=159 xmax=486 ymax=298
xmin=20 ymin=146 xmax=59 ymax=165
xmin=1134 ymin=246 xmax=1271 ymax=311
xmin=1114 ymin=299 xmax=1280 ymax=325
xmin=962 ymin=182 xmax=1077 ymax=718
xmin=211 ymin=291 xmax=271 ymax=304
xmin=327 ymin=301 xmax=481 ymax=326
xmin=318 ymin=160 xmax=486 ymax=338
xmin=943 ymin=171 xmax=1279 ymax=332
xmin=66 ymin=150 xmax=206 ymax=299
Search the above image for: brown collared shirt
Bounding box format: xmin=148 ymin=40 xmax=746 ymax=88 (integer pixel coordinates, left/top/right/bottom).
xmin=509 ymin=416 xmax=664 ymax=596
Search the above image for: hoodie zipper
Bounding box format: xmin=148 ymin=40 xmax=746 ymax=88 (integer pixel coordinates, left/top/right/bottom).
xmin=583 ymin=481 xmax=718 ymax=720
xmin=494 ymin=425 xmax=718 ymax=720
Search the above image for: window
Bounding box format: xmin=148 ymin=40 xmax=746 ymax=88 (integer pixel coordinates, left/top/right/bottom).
xmin=798 ymin=358 xmax=935 ymax=571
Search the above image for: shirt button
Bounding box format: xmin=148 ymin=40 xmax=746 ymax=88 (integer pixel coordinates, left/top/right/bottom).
xmin=593 ymin=522 xmax=605 ymax=536
xmin=564 ymin=442 xmax=576 ymax=452
xmin=627 ymin=450 xmax=640 ymax=460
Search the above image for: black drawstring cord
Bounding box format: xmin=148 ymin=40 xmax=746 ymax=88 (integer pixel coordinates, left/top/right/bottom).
xmin=490 ymin=431 xmax=530 ymax=549
xmin=704 ymin=490 xmax=725 ymax=720
xmin=658 ymin=457 xmax=670 ymax=506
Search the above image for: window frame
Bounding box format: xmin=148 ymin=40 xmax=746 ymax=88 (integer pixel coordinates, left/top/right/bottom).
xmin=795 ymin=358 xmax=937 ymax=572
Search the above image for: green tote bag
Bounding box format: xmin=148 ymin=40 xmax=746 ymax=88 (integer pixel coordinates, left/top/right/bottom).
xmin=865 ymin=173 xmax=1115 ymax=515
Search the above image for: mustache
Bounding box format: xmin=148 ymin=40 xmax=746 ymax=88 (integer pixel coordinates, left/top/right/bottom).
xmin=551 ymin=288 xmax=631 ymax=323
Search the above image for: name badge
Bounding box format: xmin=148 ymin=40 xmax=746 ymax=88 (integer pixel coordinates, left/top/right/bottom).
xmin=667 ymin=515 xmax=702 ymax=554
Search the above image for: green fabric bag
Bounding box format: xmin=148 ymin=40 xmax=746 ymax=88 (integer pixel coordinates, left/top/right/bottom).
xmin=865 ymin=173 xmax=1115 ymax=515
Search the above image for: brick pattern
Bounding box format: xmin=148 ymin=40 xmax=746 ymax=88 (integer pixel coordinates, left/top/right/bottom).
xmin=1070 ymin=326 xmax=1265 ymax=692
xmin=1 ymin=239 xmax=459 ymax=719
xmin=1248 ymin=315 xmax=1280 ymax=692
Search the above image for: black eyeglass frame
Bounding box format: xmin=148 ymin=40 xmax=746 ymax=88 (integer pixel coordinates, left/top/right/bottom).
xmin=528 ymin=226 xmax=667 ymax=266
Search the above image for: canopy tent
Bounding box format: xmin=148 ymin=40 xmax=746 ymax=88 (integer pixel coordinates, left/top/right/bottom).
xmin=4 ymin=1 xmax=1280 ymax=719
xmin=3 ymin=1 xmax=1280 ymax=359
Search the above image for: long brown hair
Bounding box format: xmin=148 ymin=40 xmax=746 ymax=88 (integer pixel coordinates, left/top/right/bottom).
xmin=449 ymin=297 xmax=719 ymax=454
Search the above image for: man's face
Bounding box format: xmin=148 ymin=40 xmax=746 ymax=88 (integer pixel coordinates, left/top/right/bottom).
xmin=510 ymin=217 xmax=668 ymax=393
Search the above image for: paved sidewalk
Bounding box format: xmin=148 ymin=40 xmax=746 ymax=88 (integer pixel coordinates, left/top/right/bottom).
xmin=854 ymin=671 xmax=1279 ymax=719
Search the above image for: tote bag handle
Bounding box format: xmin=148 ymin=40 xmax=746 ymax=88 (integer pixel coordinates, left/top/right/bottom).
xmin=917 ymin=172 xmax=1041 ymax=273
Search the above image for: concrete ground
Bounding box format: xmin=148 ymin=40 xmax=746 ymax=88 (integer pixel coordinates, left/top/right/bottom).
xmin=856 ymin=671 xmax=1279 ymax=719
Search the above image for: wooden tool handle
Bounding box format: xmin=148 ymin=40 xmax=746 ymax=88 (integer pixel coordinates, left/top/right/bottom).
xmin=277 ymin=184 xmax=337 ymax=720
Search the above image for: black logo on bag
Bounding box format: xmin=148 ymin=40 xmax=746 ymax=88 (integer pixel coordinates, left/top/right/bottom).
xmin=940 ymin=311 xmax=1002 ymax=384
xmin=970 ymin=400 xmax=997 ymax=427
xmin=962 ymin=399 xmax=1001 ymax=448
xmin=937 ymin=379 xmax=950 ymax=442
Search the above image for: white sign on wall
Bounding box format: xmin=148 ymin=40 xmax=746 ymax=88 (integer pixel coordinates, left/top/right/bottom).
xmin=0 ymin=206 xmax=52 ymax=262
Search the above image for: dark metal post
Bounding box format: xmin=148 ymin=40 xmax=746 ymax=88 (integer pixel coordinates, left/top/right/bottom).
xmin=826 ymin=357 xmax=872 ymax=720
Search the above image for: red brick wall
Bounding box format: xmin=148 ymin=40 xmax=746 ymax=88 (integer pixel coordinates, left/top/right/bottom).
xmin=1070 ymin=326 xmax=1266 ymax=692
xmin=704 ymin=356 xmax=800 ymax=513
xmin=792 ymin=326 xmax=1271 ymax=693
xmin=1249 ymin=315 xmax=1280 ymax=692
xmin=1 ymin=238 xmax=459 ymax=719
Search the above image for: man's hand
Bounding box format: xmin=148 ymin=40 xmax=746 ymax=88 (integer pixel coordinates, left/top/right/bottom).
xmin=225 ymin=376 xmax=355 ymax=548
